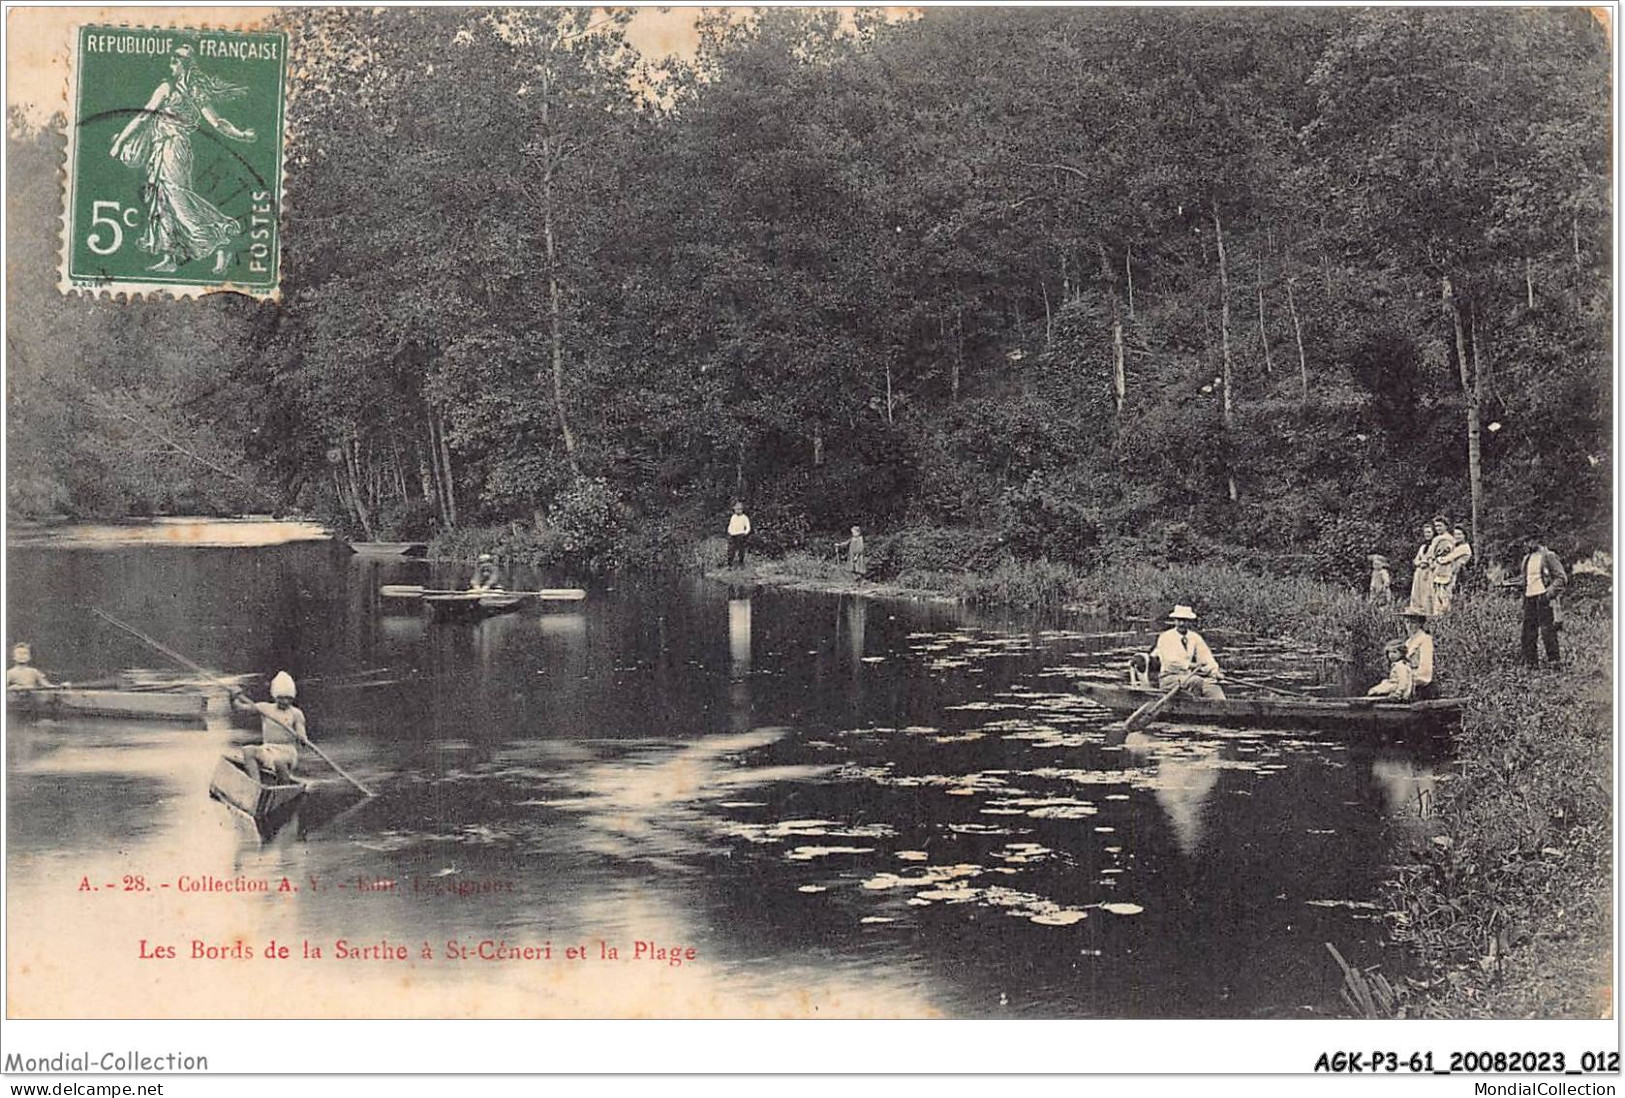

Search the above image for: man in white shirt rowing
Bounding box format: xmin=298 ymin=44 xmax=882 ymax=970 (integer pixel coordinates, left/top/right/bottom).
xmin=1150 ymin=604 xmax=1226 ymax=700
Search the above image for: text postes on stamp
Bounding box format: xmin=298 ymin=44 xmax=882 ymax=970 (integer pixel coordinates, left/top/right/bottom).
xmin=62 ymin=24 xmax=288 ymax=298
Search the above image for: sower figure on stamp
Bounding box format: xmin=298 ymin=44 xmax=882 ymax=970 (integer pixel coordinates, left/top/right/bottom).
xmin=230 ymin=671 xmax=310 ymax=784
xmin=109 ymin=43 xmax=257 ymax=274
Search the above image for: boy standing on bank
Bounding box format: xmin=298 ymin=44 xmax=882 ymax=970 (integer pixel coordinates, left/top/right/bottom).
xmin=726 ymin=501 xmax=752 ymax=568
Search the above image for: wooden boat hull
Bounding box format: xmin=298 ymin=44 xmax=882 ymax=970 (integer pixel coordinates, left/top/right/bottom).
xmin=208 ymin=754 xmax=307 ymax=819
xmin=424 ymin=592 xmax=526 ymax=622
xmin=8 ymin=687 xmax=213 ymax=724
xmin=348 ymin=541 xmax=428 ymax=557
xmin=1076 ymin=682 xmax=1463 ymax=732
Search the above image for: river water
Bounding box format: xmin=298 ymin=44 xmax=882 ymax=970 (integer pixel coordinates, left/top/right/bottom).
xmin=5 ymin=524 xmax=1442 ymax=1018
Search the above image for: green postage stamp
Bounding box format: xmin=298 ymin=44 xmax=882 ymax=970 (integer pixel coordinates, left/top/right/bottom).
xmin=62 ymin=25 xmax=288 ymax=297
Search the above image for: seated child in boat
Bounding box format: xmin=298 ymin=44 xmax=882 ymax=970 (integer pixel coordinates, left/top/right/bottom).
xmin=1364 ymin=641 xmax=1416 ymax=702
xmin=231 ymin=671 xmax=309 ymax=783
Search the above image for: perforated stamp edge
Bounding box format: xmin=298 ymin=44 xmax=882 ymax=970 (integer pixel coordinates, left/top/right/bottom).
xmin=56 ymin=18 xmax=290 ymax=301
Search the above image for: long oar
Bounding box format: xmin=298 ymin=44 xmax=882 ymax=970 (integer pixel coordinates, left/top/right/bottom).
xmin=1124 ymin=673 xmax=1193 ymax=731
xmin=89 ymin=608 xmax=374 ymax=797
xmin=380 ymin=585 xmax=587 ymax=600
xmin=1222 ymin=672 xmax=1315 ymax=700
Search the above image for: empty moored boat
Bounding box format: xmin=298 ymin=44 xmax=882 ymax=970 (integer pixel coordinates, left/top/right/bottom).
xmin=207 ymin=754 xmax=307 ymax=820
xmin=8 ymin=686 xmax=219 ymax=724
xmin=347 ymin=541 xmax=429 ymax=557
xmin=1076 ymin=681 xmax=1464 ymax=733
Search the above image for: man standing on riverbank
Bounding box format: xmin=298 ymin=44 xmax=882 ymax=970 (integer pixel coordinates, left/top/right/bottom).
xmin=1152 ymin=605 xmax=1225 ymax=699
xmin=726 ymin=501 xmax=752 ymax=568
xmin=1520 ymin=538 xmax=1566 ymax=667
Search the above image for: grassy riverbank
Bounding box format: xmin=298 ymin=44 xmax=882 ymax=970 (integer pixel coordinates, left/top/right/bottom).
xmin=1373 ymin=589 xmax=1613 ymax=1018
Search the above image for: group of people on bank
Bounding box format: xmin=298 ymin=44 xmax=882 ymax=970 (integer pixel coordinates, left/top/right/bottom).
xmin=1130 ymin=516 xmax=1572 ymax=705
xmin=1367 ymin=516 xmax=1474 ymax=617
xmin=1370 ymin=517 xmax=1568 ymax=669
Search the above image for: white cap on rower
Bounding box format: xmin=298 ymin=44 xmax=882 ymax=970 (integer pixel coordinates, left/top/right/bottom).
xmin=270 ymin=671 xmax=297 ymax=699
xmin=11 ymin=643 xmax=30 ymax=664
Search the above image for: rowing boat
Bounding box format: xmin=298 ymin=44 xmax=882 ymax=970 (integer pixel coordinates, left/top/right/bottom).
xmin=207 ymin=754 xmax=307 ymax=820
xmin=423 ymin=591 xmax=527 ymax=622
xmin=8 ymin=686 xmax=219 ymax=724
xmin=348 ymin=541 xmax=428 ymax=557
xmin=1076 ymin=682 xmax=1464 ymax=732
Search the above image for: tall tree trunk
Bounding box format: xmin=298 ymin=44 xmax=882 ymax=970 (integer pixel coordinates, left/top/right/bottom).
xmin=884 ymin=363 xmax=895 ymax=425
xmin=1524 ymin=257 xmax=1535 ymax=309
xmin=435 ymin=413 xmax=458 ymax=528
xmin=423 ymin=418 xmax=447 ymax=526
xmin=1042 ymin=281 xmax=1053 ymax=348
xmin=1125 ymin=244 xmax=1135 ymax=320
xmin=1285 ymin=275 xmax=1308 ymax=406
xmin=539 ymin=63 xmax=583 ymax=480
xmin=1213 ymin=203 xmax=1238 ymax=503
xmin=952 ymin=305 xmax=964 ymax=401
xmin=1443 ymin=276 xmax=1483 ymax=546
xmin=338 ymin=450 xmax=376 ymax=540
xmin=812 ymin=426 xmax=823 ymax=467
xmin=417 ymin=444 xmax=438 ymax=518
xmin=1256 ymin=256 xmax=1274 ymax=375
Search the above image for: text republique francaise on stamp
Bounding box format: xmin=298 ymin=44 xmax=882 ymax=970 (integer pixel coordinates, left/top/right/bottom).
xmin=62 ymin=25 xmax=287 ymax=298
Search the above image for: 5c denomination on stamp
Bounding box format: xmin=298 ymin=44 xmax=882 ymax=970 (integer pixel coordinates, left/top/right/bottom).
xmin=62 ymin=24 xmax=288 ymax=297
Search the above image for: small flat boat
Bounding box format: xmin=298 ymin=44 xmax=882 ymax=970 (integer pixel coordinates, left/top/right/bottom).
xmin=1076 ymin=682 xmax=1464 ymax=733
xmin=208 ymin=754 xmax=307 ymax=820
xmin=423 ymin=591 xmax=527 ymax=622
xmin=348 ymin=541 xmax=429 ymax=557
xmin=8 ymin=686 xmax=217 ymax=724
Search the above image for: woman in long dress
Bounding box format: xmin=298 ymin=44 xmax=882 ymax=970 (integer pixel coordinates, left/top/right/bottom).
xmin=109 ymin=44 xmax=257 ymax=274
xmin=1408 ymin=521 xmax=1437 ymax=613
xmin=1434 ymin=527 xmax=1473 ymax=613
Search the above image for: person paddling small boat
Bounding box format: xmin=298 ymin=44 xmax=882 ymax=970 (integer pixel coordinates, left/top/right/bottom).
xmin=468 ymin=553 xmax=504 ymax=592
xmin=6 ymin=643 xmax=55 ymax=691
xmin=230 ymin=671 xmax=311 ymax=784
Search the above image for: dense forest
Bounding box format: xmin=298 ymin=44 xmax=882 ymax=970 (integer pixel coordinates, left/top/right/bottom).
xmin=7 ymin=8 xmax=1612 ymax=581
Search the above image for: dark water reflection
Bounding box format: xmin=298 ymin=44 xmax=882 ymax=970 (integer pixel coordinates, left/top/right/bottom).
xmin=6 ymin=529 xmax=1443 ymax=1018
